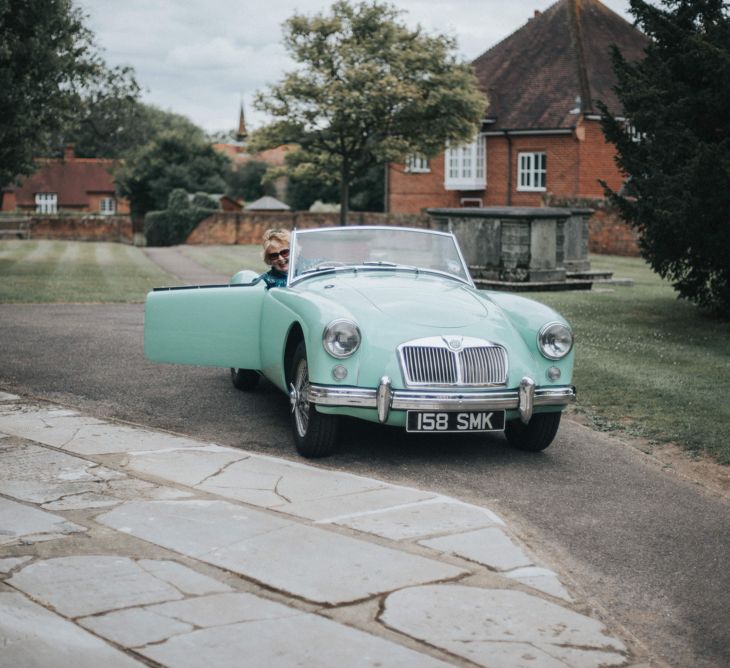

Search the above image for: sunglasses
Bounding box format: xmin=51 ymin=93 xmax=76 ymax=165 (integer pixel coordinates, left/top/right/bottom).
xmin=267 ymin=248 xmax=290 ymax=262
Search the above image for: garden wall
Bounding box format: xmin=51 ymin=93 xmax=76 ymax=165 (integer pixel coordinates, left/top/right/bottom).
xmin=10 ymin=215 xmax=134 ymax=243
xmin=186 ymin=211 xmax=433 ymax=245
xmin=545 ymin=196 xmax=639 ymax=256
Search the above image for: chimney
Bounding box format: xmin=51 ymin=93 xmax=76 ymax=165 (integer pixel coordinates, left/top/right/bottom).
xmin=63 ymin=144 xmax=75 ymax=162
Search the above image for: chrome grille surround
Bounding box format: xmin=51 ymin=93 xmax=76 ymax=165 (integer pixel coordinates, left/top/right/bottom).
xmin=398 ymin=336 xmax=508 ymax=388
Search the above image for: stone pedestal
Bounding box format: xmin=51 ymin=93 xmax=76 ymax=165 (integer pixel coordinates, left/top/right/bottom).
xmin=427 ymin=207 xmax=590 ymax=285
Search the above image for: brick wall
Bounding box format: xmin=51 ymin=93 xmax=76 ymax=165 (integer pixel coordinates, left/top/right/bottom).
xmin=577 ymin=119 xmax=626 ymax=197
xmin=187 ymin=210 xmax=433 ymax=245
xmin=27 ymin=215 xmax=133 ymax=243
xmin=588 ymin=206 xmax=640 ymax=256
xmin=546 ymin=195 xmax=639 ymax=256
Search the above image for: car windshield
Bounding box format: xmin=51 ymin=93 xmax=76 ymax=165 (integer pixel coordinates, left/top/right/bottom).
xmin=290 ymin=227 xmax=471 ymax=285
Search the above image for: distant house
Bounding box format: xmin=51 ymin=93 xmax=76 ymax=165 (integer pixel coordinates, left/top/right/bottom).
xmin=1 ymin=145 xmax=129 ymax=215
xmin=245 ymin=195 xmax=290 ymax=211
xmin=212 ymin=104 xmax=292 ymax=202
xmin=387 ymin=0 xmax=647 ymax=213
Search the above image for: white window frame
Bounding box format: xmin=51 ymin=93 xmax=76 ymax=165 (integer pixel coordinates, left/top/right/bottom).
xmin=100 ymin=197 xmax=116 ymax=215
xmin=35 ymin=193 xmax=58 ymax=214
xmin=444 ymin=136 xmax=486 ymax=190
xmin=405 ymin=155 xmax=430 ymax=173
xmin=517 ymin=152 xmax=547 ymax=192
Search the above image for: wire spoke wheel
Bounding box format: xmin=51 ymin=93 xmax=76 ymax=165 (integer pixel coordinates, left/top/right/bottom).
xmin=289 ymin=341 xmax=339 ymax=458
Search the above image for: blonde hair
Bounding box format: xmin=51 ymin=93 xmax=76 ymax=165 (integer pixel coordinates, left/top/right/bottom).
xmin=262 ymin=228 xmax=291 ymax=263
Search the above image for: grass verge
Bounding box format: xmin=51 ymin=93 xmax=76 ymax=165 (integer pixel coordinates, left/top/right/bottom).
xmin=534 ymin=255 xmax=730 ymax=464
xmin=0 ymin=240 xmax=177 ymax=302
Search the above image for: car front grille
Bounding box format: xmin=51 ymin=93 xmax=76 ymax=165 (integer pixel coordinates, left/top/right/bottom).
xmin=399 ymin=337 xmax=508 ymax=387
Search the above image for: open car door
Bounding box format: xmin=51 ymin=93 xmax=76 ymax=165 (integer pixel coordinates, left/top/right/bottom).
xmin=144 ymin=281 xmax=265 ymax=370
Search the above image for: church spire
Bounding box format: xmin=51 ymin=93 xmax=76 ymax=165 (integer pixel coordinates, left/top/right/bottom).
xmin=236 ymin=100 xmax=248 ymax=142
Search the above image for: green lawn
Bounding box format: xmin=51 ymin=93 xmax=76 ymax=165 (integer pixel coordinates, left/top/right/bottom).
xmin=0 ymin=240 xmax=177 ymax=302
xmin=533 ymin=256 xmax=730 ymax=464
xmin=2 ymin=239 xmax=727 ymax=463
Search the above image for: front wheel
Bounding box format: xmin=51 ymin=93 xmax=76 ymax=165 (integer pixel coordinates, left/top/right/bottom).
xmin=505 ymin=412 xmax=561 ymax=452
xmin=230 ymin=368 xmax=260 ymax=391
xmin=289 ymin=342 xmax=339 ymax=458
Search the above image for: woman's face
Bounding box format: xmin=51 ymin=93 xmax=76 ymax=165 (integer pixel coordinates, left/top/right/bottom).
xmin=265 ymin=239 xmax=290 ymax=273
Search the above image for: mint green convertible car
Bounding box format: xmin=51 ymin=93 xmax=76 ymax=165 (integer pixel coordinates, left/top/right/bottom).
xmin=145 ymin=226 xmax=575 ymax=457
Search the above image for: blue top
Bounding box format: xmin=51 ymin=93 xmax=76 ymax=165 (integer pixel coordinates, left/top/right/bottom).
xmin=259 ymin=268 xmax=287 ymax=289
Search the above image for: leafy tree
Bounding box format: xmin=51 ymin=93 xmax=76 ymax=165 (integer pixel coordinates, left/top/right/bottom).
xmin=115 ymin=131 xmax=230 ymax=217
xmin=65 ymin=102 xmax=206 ymax=159
xmin=0 ymin=0 xmax=139 ymax=188
xmin=600 ymin=0 xmax=730 ymax=312
xmin=251 ymin=0 xmax=485 ymax=224
xmin=225 ymin=160 xmax=277 ymax=201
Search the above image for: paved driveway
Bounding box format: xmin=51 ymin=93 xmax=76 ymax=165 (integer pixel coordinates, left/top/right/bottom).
xmin=0 ymin=302 xmax=729 ymax=667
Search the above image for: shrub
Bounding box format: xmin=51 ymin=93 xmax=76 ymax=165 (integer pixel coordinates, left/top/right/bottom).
xmin=144 ymin=189 xmax=217 ymax=246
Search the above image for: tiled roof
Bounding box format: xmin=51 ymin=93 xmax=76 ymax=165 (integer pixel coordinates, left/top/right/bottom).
xmin=472 ymin=0 xmax=648 ymax=130
xmin=8 ymin=157 xmax=118 ymax=207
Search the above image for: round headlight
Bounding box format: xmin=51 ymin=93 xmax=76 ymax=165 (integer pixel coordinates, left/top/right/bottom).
xmin=538 ymin=322 xmax=573 ymax=360
xmin=323 ymin=319 xmax=361 ymax=359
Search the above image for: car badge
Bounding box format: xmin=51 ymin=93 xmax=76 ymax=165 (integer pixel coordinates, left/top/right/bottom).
xmin=444 ymin=336 xmax=463 ymax=351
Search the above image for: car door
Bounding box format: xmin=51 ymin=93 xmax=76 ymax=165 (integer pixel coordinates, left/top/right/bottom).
xmin=144 ymin=282 xmax=265 ymax=369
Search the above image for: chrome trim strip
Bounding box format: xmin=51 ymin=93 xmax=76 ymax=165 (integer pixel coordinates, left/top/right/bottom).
xmin=307 ymin=384 xmax=575 ymax=412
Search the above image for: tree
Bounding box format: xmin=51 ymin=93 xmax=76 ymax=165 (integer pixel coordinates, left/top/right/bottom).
xmin=115 ymin=130 xmax=231 ymax=217
xmin=600 ymin=0 xmax=730 ymax=312
xmin=251 ymin=0 xmax=485 ymax=224
xmin=64 ymin=102 xmax=205 ymax=159
xmin=225 ymin=160 xmax=277 ymax=201
xmin=0 ymin=0 xmax=139 ymax=188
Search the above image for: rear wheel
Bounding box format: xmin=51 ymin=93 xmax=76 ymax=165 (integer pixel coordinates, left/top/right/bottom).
xmin=230 ymin=368 xmax=260 ymax=391
xmin=289 ymin=342 xmax=339 ymax=458
xmin=505 ymin=412 xmax=561 ymax=452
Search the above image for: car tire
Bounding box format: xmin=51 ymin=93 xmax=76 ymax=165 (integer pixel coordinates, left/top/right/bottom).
xmin=289 ymin=342 xmax=339 ymax=458
xmin=505 ymin=412 xmax=561 ymax=452
xmin=230 ymin=368 xmax=260 ymax=391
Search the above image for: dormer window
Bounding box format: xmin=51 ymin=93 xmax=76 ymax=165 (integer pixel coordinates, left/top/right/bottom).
xmin=444 ymin=136 xmax=486 ymax=190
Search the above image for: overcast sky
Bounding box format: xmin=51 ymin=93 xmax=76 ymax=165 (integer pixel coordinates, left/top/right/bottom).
xmin=76 ymin=0 xmax=635 ymax=135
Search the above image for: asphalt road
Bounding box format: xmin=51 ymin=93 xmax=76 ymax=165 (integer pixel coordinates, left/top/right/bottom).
xmin=1 ymin=302 xmax=728 ymax=668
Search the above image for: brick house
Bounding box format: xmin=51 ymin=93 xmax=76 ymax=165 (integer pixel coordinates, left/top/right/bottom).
xmin=387 ymin=0 xmax=647 ymax=214
xmin=1 ymin=145 xmax=129 ymax=215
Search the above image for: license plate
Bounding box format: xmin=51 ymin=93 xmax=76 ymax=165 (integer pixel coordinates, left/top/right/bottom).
xmin=406 ymin=410 xmax=505 ymax=433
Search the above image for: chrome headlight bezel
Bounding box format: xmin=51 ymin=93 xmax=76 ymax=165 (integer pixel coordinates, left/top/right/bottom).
xmin=537 ymin=321 xmax=574 ymax=360
xmin=322 ymin=319 xmax=361 ymax=359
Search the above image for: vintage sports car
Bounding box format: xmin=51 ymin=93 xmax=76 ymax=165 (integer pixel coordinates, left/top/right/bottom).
xmin=145 ymin=226 xmax=575 ymax=458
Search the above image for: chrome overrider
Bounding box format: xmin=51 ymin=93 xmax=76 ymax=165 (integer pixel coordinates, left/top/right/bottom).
xmin=307 ymin=375 xmax=576 ymax=425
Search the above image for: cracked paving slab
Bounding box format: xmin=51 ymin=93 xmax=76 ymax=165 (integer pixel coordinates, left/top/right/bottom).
xmin=125 ymin=447 xmax=438 ymax=519
xmin=0 ymin=497 xmax=86 ymax=546
xmin=333 ymin=498 xmax=504 ymax=541
xmin=381 ymin=585 xmax=627 ymax=668
xmin=420 ymin=526 xmax=534 ymax=572
xmin=0 ymin=441 xmax=191 ymax=510
xmin=0 ymin=592 xmax=144 ymax=668
xmin=0 ymin=404 xmax=207 ymax=455
xmin=8 ymin=556 xmax=190 ymax=617
xmin=98 ymin=499 xmax=466 ymax=605
xmin=138 ymin=610 xmax=454 ymax=668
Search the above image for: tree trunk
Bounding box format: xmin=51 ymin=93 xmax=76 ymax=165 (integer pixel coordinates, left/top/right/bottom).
xmin=339 ymin=162 xmax=349 ymax=226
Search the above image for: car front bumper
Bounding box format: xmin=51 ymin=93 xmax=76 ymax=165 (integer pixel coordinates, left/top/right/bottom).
xmin=307 ymin=376 xmax=575 ymax=424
